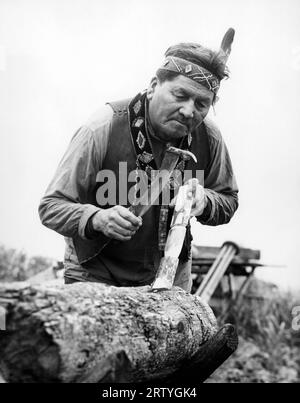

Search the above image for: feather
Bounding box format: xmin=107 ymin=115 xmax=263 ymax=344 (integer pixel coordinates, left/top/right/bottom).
xmin=220 ymin=28 xmax=235 ymax=60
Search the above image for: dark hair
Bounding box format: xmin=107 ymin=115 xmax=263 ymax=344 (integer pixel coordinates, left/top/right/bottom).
xmin=156 ymin=69 xmax=180 ymax=84
xmin=156 ymin=42 xmax=229 ymax=83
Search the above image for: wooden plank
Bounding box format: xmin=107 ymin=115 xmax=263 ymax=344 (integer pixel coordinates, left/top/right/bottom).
xmin=192 ymin=258 xmax=264 ymax=267
xmin=192 ymin=245 xmax=260 ymax=261
xmin=191 ymin=263 xmax=261 ymax=276
xmin=195 ymin=244 xmax=238 ymax=301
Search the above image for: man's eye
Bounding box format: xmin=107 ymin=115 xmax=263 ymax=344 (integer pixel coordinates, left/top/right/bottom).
xmin=195 ymin=101 xmax=206 ymax=109
xmin=174 ymin=93 xmax=186 ymax=100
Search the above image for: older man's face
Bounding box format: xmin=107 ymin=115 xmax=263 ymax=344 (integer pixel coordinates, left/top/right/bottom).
xmin=147 ymin=75 xmax=214 ymax=143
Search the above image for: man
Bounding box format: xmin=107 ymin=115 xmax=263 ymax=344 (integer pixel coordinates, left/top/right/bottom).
xmin=39 ymin=35 xmax=238 ymax=292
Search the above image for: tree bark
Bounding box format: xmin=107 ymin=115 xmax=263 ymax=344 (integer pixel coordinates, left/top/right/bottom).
xmin=160 ymin=324 xmax=238 ymax=384
xmin=0 ymin=281 xmax=233 ymax=383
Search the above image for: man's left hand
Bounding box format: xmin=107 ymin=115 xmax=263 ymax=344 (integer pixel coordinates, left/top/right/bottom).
xmin=170 ymin=178 xmax=208 ymax=217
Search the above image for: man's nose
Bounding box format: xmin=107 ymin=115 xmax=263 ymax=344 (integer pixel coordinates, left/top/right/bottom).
xmin=179 ymin=99 xmax=195 ymax=119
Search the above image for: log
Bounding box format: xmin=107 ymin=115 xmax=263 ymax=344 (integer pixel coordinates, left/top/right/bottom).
xmin=0 ymin=281 xmax=236 ymax=383
xmin=160 ymin=324 xmax=238 ymax=384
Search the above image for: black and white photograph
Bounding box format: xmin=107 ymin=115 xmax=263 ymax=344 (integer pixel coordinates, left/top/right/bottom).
xmin=0 ymin=0 xmax=299 ymax=386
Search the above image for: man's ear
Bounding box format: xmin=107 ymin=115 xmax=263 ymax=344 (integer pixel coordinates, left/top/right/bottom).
xmin=147 ymin=77 xmax=159 ymax=100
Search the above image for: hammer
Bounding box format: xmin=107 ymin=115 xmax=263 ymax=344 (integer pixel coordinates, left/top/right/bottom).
xmin=129 ymin=146 xmax=197 ymax=218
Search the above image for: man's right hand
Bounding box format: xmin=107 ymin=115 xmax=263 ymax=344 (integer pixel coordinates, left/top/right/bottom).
xmin=91 ymin=206 xmax=143 ymax=241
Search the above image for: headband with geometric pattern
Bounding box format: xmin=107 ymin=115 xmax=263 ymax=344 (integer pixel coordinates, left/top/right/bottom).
xmin=159 ymin=56 xmax=220 ymax=95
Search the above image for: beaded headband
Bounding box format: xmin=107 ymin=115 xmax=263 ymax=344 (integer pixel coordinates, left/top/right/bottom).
xmin=159 ymin=56 xmax=220 ymax=95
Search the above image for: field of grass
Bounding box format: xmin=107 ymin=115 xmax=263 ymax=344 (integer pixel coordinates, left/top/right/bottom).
xmin=208 ymin=283 xmax=300 ymax=383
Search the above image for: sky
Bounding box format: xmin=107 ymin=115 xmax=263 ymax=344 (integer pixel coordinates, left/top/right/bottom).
xmin=0 ymin=0 xmax=300 ymax=290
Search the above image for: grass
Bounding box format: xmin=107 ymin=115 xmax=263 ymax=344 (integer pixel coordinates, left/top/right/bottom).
xmin=208 ymin=283 xmax=300 ymax=383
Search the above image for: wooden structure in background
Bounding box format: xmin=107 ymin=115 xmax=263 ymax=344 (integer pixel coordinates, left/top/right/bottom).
xmin=191 ymin=244 xmax=263 ymax=310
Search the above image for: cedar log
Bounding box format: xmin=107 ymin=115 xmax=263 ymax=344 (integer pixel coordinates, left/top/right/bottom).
xmin=0 ymin=281 xmax=237 ymax=383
